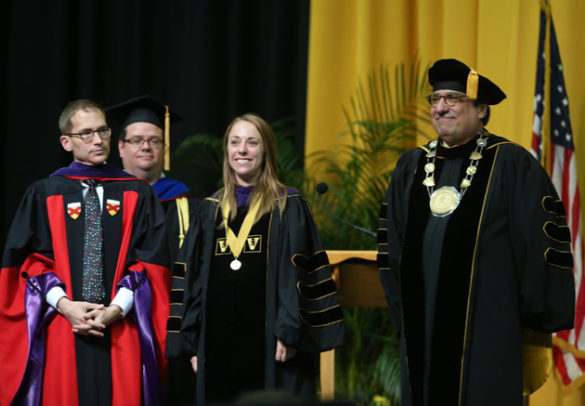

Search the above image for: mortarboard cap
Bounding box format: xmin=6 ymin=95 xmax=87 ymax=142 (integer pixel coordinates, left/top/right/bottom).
xmin=428 ymin=58 xmax=506 ymax=105
xmin=106 ymin=95 xmax=182 ymax=171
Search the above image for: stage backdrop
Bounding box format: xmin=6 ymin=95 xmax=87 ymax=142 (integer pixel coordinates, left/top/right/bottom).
xmin=1 ymin=0 xmax=310 ymax=249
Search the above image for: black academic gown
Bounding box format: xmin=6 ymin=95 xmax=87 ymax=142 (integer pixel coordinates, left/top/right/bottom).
xmin=203 ymin=207 xmax=270 ymax=402
xmin=166 ymin=191 xmax=344 ymax=404
xmin=378 ymin=133 xmax=575 ymax=406
xmin=153 ymin=178 xmax=200 ymax=405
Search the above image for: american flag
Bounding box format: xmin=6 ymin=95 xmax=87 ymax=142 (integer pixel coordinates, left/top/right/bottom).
xmin=530 ymin=0 xmax=585 ymax=390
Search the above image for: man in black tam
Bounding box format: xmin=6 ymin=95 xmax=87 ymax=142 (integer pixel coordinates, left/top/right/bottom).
xmin=107 ymin=95 xmax=199 ymax=262
xmin=377 ymin=58 xmax=575 ymax=405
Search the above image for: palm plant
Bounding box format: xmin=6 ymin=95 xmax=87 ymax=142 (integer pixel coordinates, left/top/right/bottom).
xmin=306 ymin=58 xmax=432 ymax=405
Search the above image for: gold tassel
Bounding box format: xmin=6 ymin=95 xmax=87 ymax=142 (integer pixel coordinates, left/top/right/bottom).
xmin=466 ymin=70 xmax=479 ymax=99
xmin=176 ymin=197 xmax=189 ymax=248
xmin=164 ymin=105 xmax=170 ymax=171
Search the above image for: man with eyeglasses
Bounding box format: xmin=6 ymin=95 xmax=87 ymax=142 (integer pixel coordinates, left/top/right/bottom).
xmin=107 ymin=95 xmax=199 ymax=404
xmin=108 ymin=95 xmax=199 ymax=262
xmin=378 ymin=59 xmax=575 ymax=405
xmin=0 ymin=99 xmax=170 ymax=405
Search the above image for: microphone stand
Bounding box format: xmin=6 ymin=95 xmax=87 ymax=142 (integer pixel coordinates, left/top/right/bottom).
xmin=315 ymin=183 xmax=377 ymax=239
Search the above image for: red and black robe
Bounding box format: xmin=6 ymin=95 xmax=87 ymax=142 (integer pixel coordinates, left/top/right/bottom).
xmin=0 ymin=162 xmax=170 ymax=406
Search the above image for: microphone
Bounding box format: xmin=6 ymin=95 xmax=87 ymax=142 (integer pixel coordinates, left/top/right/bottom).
xmin=316 ymin=182 xmax=328 ymax=195
xmin=315 ymin=182 xmax=376 ymax=239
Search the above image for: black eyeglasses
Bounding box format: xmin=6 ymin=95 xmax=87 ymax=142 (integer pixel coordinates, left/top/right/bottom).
xmin=122 ymin=137 xmax=165 ymax=149
xmin=426 ymin=93 xmax=469 ymax=107
xmin=63 ymin=127 xmax=112 ymax=143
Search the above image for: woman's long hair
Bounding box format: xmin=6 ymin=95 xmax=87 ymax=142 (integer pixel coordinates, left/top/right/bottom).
xmin=218 ymin=113 xmax=288 ymax=223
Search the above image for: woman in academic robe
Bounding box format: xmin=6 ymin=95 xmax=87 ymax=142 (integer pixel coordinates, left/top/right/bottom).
xmin=165 ymin=113 xmax=343 ymax=404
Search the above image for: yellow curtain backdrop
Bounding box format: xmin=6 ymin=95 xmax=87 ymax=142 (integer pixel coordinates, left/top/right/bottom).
xmin=306 ymin=0 xmax=585 ymax=404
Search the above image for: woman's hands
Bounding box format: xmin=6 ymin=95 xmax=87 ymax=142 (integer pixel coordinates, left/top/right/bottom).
xmin=275 ymin=338 xmax=296 ymax=362
xmin=187 ymin=338 xmax=294 ymax=375
xmin=190 ymin=355 xmax=198 ymax=373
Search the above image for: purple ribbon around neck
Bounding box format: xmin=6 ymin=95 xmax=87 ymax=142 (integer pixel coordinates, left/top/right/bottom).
xmin=233 ymin=184 xmax=299 ymax=207
xmin=13 ymin=272 xmax=61 ymax=406
xmin=13 ymin=271 xmax=161 ymax=406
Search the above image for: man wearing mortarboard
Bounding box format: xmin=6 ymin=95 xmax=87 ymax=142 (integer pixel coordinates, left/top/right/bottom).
xmin=107 ymin=95 xmax=199 ymax=404
xmin=107 ymin=95 xmax=199 ymax=262
xmin=377 ymin=58 xmax=575 ymax=405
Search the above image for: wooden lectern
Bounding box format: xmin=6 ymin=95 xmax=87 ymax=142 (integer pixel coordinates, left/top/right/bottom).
xmin=319 ymin=250 xmax=387 ymax=401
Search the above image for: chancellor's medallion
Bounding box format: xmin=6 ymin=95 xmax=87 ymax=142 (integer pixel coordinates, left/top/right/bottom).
xmin=429 ymin=186 xmax=461 ymax=217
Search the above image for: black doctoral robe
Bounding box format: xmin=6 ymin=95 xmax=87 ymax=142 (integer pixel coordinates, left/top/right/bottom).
xmin=151 ymin=176 xmax=200 ymax=404
xmin=166 ymin=190 xmax=344 ymax=404
xmin=378 ymin=133 xmax=575 ymax=405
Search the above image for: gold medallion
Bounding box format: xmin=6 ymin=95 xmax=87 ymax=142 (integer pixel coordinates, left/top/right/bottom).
xmin=429 ymin=186 xmax=461 ymax=217
xmin=230 ymin=259 xmax=242 ymax=271
xmin=223 ymin=196 xmax=262 ymax=272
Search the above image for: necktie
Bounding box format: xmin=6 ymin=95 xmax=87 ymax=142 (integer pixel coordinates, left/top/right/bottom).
xmin=82 ymin=179 xmax=105 ymax=302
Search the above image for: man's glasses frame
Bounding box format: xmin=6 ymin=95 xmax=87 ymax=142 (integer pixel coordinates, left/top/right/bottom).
xmin=63 ymin=127 xmax=112 ymax=144
xmin=426 ymin=93 xmax=469 ymax=107
xmin=121 ymin=136 xmax=165 ymax=149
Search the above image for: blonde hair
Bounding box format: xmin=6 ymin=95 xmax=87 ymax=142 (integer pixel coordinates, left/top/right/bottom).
xmin=218 ymin=113 xmax=288 ymax=223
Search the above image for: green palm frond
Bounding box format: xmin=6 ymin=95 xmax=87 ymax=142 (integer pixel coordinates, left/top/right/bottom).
xmin=307 ymin=58 xmax=431 ymax=251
